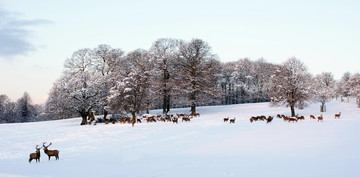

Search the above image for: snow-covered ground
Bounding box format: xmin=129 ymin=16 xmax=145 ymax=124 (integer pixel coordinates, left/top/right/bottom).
xmin=0 ymin=99 xmax=359 ymax=177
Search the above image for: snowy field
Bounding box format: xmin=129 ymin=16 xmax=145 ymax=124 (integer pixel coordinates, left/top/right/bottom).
xmin=0 ymin=99 xmax=359 ymax=177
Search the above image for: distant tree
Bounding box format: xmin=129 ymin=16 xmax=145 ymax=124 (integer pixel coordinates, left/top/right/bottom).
xmin=107 ymin=49 xmax=152 ymax=126
xmin=343 ymin=73 xmax=360 ymax=108
xmin=150 ymin=38 xmax=180 ymax=115
xmin=15 ymin=92 xmax=39 ymax=122
xmin=268 ymin=57 xmax=313 ymax=117
xmin=176 ymin=39 xmax=220 ymax=114
xmin=314 ymin=72 xmax=336 ymax=112
xmin=339 ymin=72 xmax=351 ymax=101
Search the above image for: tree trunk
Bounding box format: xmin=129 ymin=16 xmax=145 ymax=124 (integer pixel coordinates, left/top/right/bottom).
xmin=290 ymin=106 xmax=295 ymax=117
xmin=103 ymin=109 xmax=108 ymax=120
xmin=191 ymin=103 xmax=196 ymax=115
xmin=131 ymin=112 xmax=136 ymax=127
xmin=320 ymin=103 xmax=325 ymax=112
xmin=80 ymin=112 xmax=88 ymax=125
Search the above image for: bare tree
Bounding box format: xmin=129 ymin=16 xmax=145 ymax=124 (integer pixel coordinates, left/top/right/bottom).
xmin=150 ymin=38 xmax=180 ymax=115
xmin=176 ymin=39 xmax=220 ymax=114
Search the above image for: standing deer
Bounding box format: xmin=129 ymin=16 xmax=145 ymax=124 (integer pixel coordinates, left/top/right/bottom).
xmin=43 ymin=142 xmax=59 ymax=160
xmin=318 ymin=115 xmax=323 ymax=122
xmin=229 ymin=118 xmax=236 ymax=123
xmin=335 ymin=112 xmax=341 ymax=119
xmin=29 ymin=145 xmax=41 ymax=163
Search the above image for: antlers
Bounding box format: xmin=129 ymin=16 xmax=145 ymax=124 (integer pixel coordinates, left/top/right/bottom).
xmin=43 ymin=142 xmax=52 ymax=148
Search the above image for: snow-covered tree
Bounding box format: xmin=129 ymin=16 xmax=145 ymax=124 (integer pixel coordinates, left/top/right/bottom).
xmin=343 ymin=73 xmax=360 ymax=108
xmin=150 ymin=38 xmax=180 ymax=114
xmin=268 ymin=57 xmax=313 ymax=117
xmin=49 ymin=48 xmax=105 ymax=125
xmin=15 ymin=92 xmax=39 ymax=122
xmin=338 ymin=72 xmax=351 ymax=101
xmin=176 ymin=39 xmax=220 ymax=114
xmin=107 ymin=49 xmax=152 ymax=126
xmin=92 ymin=44 xmax=125 ymax=115
xmin=0 ymin=94 xmax=16 ymax=123
xmin=314 ymin=72 xmax=336 ymax=112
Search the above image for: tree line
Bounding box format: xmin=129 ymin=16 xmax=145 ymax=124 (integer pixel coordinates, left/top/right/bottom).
xmin=1 ymin=38 xmax=360 ymax=124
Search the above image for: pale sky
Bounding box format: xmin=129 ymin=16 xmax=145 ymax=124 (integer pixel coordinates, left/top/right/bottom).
xmin=0 ymin=0 xmax=359 ymax=104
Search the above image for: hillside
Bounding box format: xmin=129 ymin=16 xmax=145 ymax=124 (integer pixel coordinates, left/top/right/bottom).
xmin=0 ymin=100 xmax=359 ymax=177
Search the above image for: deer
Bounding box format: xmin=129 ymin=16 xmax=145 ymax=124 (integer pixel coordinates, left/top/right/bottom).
xmin=335 ymin=112 xmax=341 ymax=119
xmin=297 ymin=115 xmax=305 ymax=121
xmin=29 ymin=145 xmax=41 ymax=163
xmin=224 ymin=117 xmax=229 ymax=122
xmin=182 ymin=117 xmax=191 ymax=122
xmin=229 ymin=118 xmax=236 ymax=123
xmin=166 ymin=117 xmax=172 ymax=122
xmin=310 ymin=115 xmax=316 ymax=119
xmin=43 ymin=142 xmax=59 ymax=160
xmin=288 ymin=117 xmax=298 ymax=123
xmin=266 ymin=116 xmax=273 ymax=123
xmin=172 ymin=118 xmax=178 ymax=124
xmin=318 ymin=115 xmax=323 ymax=122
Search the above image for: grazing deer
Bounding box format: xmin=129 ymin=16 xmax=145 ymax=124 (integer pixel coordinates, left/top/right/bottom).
xmin=335 ymin=112 xmax=341 ymax=119
xmin=297 ymin=115 xmax=305 ymax=121
xmin=229 ymin=118 xmax=236 ymax=123
xmin=160 ymin=118 xmax=166 ymax=122
xmin=191 ymin=113 xmax=200 ymax=117
xmin=310 ymin=115 xmax=316 ymax=119
xmin=182 ymin=117 xmax=191 ymax=122
xmin=283 ymin=116 xmax=290 ymax=122
xmin=29 ymin=145 xmax=41 ymax=163
xmin=276 ymin=114 xmax=281 ymax=118
xmin=224 ymin=117 xmax=229 ymax=122
xmin=289 ymin=117 xmax=298 ymax=123
xmin=266 ymin=116 xmax=273 ymax=123
xmin=318 ymin=115 xmax=323 ymax=122
xmin=43 ymin=142 xmax=59 ymax=160
xmin=137 ymin=118 xmax=142 ymax=123
xmin=166 ymin=117 xmax=172 ymax=122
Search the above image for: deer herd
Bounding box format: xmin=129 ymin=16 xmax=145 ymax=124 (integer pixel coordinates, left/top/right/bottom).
xmin=29 ymin=142 xmax=59 ymax=163
xmin=223 ymin=112 xmax=342 ymax=124
xmin=92 ymin=112 xmax=200 ymax=125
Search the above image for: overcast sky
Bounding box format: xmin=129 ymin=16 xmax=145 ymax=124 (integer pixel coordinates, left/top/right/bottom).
xmin=0 ymin=0 xmax=359 ymax=104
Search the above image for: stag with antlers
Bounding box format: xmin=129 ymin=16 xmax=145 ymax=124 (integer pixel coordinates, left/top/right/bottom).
xmin=29 ymin=145 xmax=41 ymax=163
xmin=43 ymin=142 xmax=59 ymax=160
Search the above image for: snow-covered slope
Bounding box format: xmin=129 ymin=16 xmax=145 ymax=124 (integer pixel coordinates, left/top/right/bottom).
xmin=0 ymin=100 xmax=359 ymax=177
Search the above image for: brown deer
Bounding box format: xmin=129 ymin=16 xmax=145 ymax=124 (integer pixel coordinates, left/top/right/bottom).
xmin=182 ymin=117 xmax=191 ymax=122
xmin=43 ymin=142 xmax=59 ymax=160
xmin=224 ymin=117 xmax=229 ymax=122
xmin=266 ymin=116 xmax=273 ymax=123
xmin=297 ymin=115 xmax=305 ymax=121
xmin=335 ymin=112 xmax=341 ymax=119
xmin=318 ymin=115 xmax=323 ymax=122
xmin=229 ymin=118 xmax=236 ymax=123
xmin=288 ymin=117 xmax=298 ymax=123
xmin=29 ymin=145 xmax=41 ymax=163
xmin=172 ymin=118 xmax=178 ymax=124
xmin=310 ymin=115 xmax=316 ymax=119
